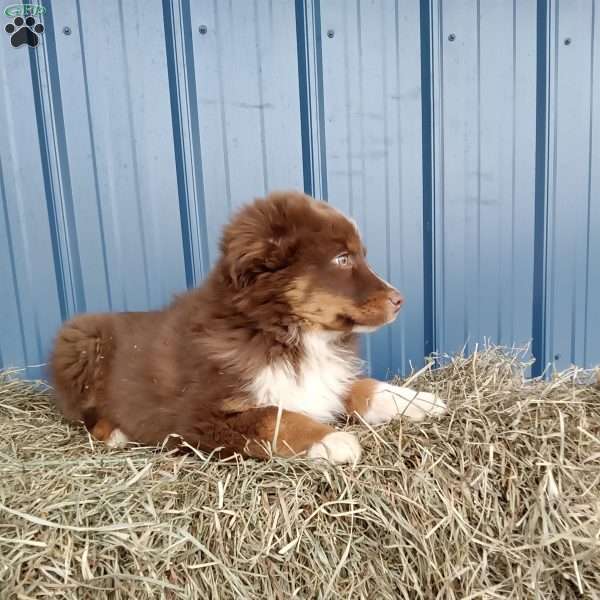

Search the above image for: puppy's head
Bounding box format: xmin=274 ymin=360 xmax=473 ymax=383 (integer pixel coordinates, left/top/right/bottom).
xmin=220 ymin=191 xmax=403 ymax=333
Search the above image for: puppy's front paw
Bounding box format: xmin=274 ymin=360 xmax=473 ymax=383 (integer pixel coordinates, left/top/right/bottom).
xmin=363 ymin=383 xmax=447 ymax=425
xmin=307 ymin=432 xmax=361 ymax=465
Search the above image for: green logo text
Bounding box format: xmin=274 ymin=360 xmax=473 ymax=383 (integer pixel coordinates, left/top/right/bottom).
xmin=4 ymin=4 xmax=46 ymax=17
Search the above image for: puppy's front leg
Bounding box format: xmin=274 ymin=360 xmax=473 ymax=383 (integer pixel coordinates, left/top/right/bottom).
xmin=345 ymin=379 xmax=447 ymax=425
xmin=214 ymin=407 xmax=361 ymax=464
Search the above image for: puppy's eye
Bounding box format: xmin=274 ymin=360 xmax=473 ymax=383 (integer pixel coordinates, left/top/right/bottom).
xmin=333 ymin=253 xmax=352 ymax=267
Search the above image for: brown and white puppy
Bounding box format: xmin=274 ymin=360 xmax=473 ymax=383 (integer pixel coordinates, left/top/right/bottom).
xmin=50 ymin=191 xmax=446 ymax=464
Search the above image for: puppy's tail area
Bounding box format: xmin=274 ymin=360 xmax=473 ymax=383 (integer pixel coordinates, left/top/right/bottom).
xmin=50 ymin=314 xmax=114 ymax=427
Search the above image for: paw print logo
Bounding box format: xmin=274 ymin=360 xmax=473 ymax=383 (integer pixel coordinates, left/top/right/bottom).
xmin=5 ymin=16 xmax=44 ymax=48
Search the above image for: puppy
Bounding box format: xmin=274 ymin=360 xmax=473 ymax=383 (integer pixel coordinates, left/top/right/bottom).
xmin=50 ymin=191 xmax=446 ymax=463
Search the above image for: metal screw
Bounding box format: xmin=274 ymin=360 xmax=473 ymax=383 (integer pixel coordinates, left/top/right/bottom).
xmin=448 ymin=33 xmax=456 ymax=41
xmin=327 ymin=29 xmax=334 ymax=38
xmin=199 ymin=24 xmax=207 ymax=34
xmin=63 ymin=26 xmax=71 ymax=35
xmin=564 ymin=37 xmax=572 ymax=45
xmin=554 ymin=354 xmax=561 ymax=361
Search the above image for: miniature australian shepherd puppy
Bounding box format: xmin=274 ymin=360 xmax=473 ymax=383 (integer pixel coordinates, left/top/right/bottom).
xmin=50 ymin=191 xmax=446 ymax=464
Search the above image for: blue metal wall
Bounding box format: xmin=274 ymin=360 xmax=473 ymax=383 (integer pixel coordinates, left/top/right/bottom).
xmin=0 ymin=0 xmax=598 ymax=380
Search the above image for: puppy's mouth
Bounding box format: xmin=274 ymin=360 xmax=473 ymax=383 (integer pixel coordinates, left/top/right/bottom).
xmin=348 ymin=294 xmax=404 ymax=327
xmin=337 ymin=309 xmax=400 ymax=333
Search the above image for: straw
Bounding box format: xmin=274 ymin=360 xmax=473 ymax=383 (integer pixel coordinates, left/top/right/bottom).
xmin=1 ymin=346 xmax=599 ymax=599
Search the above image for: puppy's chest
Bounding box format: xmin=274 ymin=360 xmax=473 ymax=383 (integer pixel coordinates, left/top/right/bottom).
xmin=249 ymin=333 xmax=360 ymax=422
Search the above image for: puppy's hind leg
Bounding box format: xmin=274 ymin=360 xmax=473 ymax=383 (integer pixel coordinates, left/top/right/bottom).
xmin=50 ymin=314 xmax=114 ymax=425
xmin=89 ymin=417 xmax=130 ymax=448
xmin=81 ymin=409 xmax=130 ymax=448
xmin=189 ymin=406 xmax=362 ymax=464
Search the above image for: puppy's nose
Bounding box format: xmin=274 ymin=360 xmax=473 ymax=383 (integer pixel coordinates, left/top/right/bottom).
xmin=388 ymin=290 xmax=404 ymax=310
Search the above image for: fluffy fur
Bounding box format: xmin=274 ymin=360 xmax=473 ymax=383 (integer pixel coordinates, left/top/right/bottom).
xmin=50 ymin=191 xmax=446 ymax=463
xmin=248 ymin=330 xmax=362 ymax=423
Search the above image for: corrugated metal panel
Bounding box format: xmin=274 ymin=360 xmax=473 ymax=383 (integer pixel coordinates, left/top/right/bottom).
xmin=319 ymin=0 xmax=425 ymax=378
xmin=428 ymin=0 xmax=538 ymax=359
xmin=543 ymin=0 xmax=600 ymax=371
xmin=0 ymin=0 xmax=599 ymax=380
xmin=51 ymin=0 xmax=187 ymax=314
xmin=1 ymin=19 xmax=63 ymax=378
xmin=188 ymin=0 xmax=305 ymax=265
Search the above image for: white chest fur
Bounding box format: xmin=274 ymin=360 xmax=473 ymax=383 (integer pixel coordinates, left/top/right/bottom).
xmin=248 ymin=331 xmax=362 ymax=422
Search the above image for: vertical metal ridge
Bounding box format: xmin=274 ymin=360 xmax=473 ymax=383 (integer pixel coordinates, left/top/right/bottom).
xmin=532 ymin=0 xmax=550 ymax=377
xmin=583 ymin=0 xmax=596 ymax=365
xmin=29 ymin=12 xmax=73 ymax=321
xmin=180 ymin=0 xmax=210 ymax=282
xmin=75 ymin=0 xmax=112 ymax=310
xmin=381 ymin=3 xmax=393 ymax=366
xmin=295 ymin=0 xmax=312 ymax=195
xmin=0 ymin=159 xmax=28 ymax=367
xmin=294 ymin=0 xmax=327 ymax=199
xmin=420 ymin=0 xmax=435 ymax=357
xmin=215 ymin=0 xmax=232 ymax=212
xmin=356 ymin=0 xmax=366 ymax=233
xmin=163 ymin=0 xmax=193 ymax=288
xmin=117 ymin=0 xmax=151 ymax=305
xmin=41 ymin=5 xmax=85 ymax=315
xmin=381 ymin=3 xmax=390 ymax=280
xmin=393 ymin=0 xmax=406 ymax=369
xmin=566 ymin=0 xmax=578 ymax=363
xmin=29 ymin=0 xmax=89 ymax=322
xmin=253 ymin=0 xmax=269 ymax=194
xmin=342 ymin=3 xmax=354 ymax=215
xmin=162 ymin=0 xmax=210 ymax=288
xmin=313 ymin=0 xmax=328 ymax=200
xmin=24 ymin=51 xmax=50 ymax=360
xmin=546 ymin=0 xmax=560 ymax=370
xmin=475 ymin=0 xmax=482 ymax=347
xmin=509 ymin=0 xmax=517 ymax=345
xmin=434 ymin=0 xmax=446 ymax=356
xmin=356 ymin=0 xmax=371 ymax=370
xmin=314 ymin=1 xmax=328 ymax=199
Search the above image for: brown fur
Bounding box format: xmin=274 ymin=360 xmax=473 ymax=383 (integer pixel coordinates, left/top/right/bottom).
xmin=89 ymin=418 xmax=117 ymax=442
xmin=50 ymin=191 xmax=403 ymax=458
xmin=344 ymin=379 xmax=380 ymax=418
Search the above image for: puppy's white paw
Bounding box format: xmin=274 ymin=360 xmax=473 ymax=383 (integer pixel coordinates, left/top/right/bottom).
xmin=363 ymin=384 xmax=447 ymax=425
xmin=307 ymin=432 xmax=362 ymax=465
xmin=105 ymin=428 xmax=130 ymax=449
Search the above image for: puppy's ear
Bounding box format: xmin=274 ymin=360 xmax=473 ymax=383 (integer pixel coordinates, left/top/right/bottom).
xmin=227 ymin=236 xmax=297 ymax=288
xmin=221 ymin=202 xmax=296 ymax=288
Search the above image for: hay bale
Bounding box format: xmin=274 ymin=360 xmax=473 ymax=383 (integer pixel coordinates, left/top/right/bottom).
xmin=1 ymin=347 xmax=599 ymax=599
